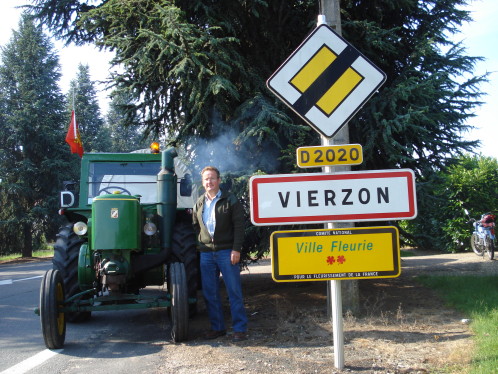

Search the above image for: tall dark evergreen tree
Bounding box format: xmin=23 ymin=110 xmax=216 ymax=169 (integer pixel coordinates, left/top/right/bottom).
xmin=28 ymin=0 xmax=485 ymax=171
xmin=28 ymin=0 xmax=314 ymax=172
xmin=0 ymin=14 xmax=69 ymax=257
xmin=341 ymin=0 xmax=483 ymax=175
xmin=67 ymin=63 xmax=110 ymax=152
xmin=106 ymin=90 xmax=151 ymax=152
xmin=27 ymin=0 xmax=488 ymax=249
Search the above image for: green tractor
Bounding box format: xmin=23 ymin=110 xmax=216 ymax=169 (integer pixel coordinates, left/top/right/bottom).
xmin=37 ymin=146 xmax=199 ymax=348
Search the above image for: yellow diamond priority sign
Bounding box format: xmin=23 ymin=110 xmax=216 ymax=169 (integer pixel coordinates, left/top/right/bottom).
xmin=267 ymin=24 xmax=386 ymax=138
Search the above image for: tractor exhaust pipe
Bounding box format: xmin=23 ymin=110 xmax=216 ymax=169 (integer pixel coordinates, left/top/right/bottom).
xmin=132 ymin=148 xmax=178 ymax=274
xmin=157 ymin=147 xmax=178 ymax=252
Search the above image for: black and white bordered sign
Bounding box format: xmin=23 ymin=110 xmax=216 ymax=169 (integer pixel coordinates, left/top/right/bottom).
xmin=267 ymin=24 xmax=387 ymax=138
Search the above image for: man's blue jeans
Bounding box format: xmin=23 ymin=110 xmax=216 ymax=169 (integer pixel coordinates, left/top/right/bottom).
xmin=200 ymin=249 xmax=247 ymax=333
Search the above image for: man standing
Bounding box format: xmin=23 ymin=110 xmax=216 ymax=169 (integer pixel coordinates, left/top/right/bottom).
xmin=192 ymin=166 xmax=248 ymax=341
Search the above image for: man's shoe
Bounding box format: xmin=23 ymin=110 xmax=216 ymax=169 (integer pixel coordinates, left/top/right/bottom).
xmin=232 ymin=332 xmax=247 ymax=342
xmin=204 ymin=330 xmax=226 ymax=339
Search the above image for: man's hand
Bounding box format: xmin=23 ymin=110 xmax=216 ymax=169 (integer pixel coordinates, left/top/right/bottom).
xmin=231 ymin=250 xmax=240 ymax=265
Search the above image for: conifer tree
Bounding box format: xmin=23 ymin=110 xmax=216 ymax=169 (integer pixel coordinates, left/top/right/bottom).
xmin=106 ymin=90 xmax=151 ymax=152
xmin=0 ymin=14 xmax=69 ymax=257
xmin=28 ymin=0 xmax=485 ymax=173
xmin=27 ymin=0 xmax=488 ymax=249
xmin=67 ymin=63 xmax=110 ymax=152
xmin=341 ymin=0 xmax=484 ymax=175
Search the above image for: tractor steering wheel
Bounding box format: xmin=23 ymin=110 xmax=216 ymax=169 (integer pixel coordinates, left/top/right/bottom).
xmin=97 ymin=186 xmax=132 ymax=196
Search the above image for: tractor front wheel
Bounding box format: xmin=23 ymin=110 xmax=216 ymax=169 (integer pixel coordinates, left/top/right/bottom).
xmin=40 ymin=269 xmax=66 ymax=349
xmin=168 ymin=262 xmax=189 ymax=342
xmin=53 ymin=223 xmax=91 ymax=322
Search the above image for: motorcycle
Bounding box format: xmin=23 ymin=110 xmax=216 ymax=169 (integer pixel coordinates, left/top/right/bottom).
xmin=465 ymin=209 xmax=496 ymax=260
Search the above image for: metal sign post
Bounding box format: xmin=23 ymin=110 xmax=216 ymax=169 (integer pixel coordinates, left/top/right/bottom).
xmin=320 ymin=7 xmax=346 ymax=368
xmin=320 ymin=4 xmax=346 ymax=368
xmin=263 ymin=5 xmax=391 ymax=368
xmin=323 ymin=132 xmax=345 ymax=370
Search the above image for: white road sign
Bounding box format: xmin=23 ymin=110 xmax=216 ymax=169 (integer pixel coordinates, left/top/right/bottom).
xmin=267 ymin=24 xmax=386 ymax=138
xmin=249 ymin=169 xmax=417 ymax=225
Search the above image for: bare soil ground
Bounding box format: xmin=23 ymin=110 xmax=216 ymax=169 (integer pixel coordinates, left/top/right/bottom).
xmin=158 ymin=251 xmax=498 ymax=374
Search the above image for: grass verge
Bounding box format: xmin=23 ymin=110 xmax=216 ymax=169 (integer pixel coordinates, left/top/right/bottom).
xmin=400 ymin=249 xmax=418 ymax=257
xmin=0 ymin=248 xmax=53 ymax=262
xmin=418 ymin=275 xmax=498 ymax=374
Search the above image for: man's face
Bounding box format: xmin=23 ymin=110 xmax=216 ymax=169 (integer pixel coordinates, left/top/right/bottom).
xmin=202 ymin=170 xmax=221 ymax=196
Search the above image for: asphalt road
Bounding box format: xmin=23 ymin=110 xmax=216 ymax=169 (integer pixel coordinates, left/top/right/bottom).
xmin=400 ymin=249 xmax=498 ymax=276
xmin=0 ymin=259 xmax=174 ymax=374
xmin=3 ymin=252 xmax=494 ymax=373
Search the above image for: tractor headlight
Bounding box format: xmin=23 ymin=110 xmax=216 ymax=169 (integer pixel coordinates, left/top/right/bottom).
xmin=73 ymin=221 xmax=88 ymax=236
xmin=144 ymin=222 xmax=157 ymax=236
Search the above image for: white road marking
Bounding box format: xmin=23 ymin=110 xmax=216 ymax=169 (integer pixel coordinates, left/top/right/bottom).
xmin=0 ymin=349 xmax=63 ymax=374
xmin=0 ymin=275 xmax=42 ymax=286
xmin=13 ymin=276 xmax=43 ymax=282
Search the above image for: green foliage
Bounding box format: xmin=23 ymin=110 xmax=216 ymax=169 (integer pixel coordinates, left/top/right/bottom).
xmin=84 ymin=2 xmax=250 ymax=140
xmin=342 ymin=0 xmax=484 ymax=176
xmin=67 ymin=64 xmax=109 ymax=152
xmin=27 ymin=0 xmax=489 ymax=252
xmin=29 ymin=0 xmax=318 ymax=173
xmin=399 ymin=173 xmax=449 ymax=250
xmin=418 ymin=275 xmax=498 ymax=372
xmin=403 ymin=154 xmax=498 ymax=252
xmin=439 ymin=155 xmax=498 ymax=251
xmin=442 ymin=155 xmax=498 ymax=214
xmin=27 ymin=0 xmax=487 ymax=169
xmin=106 ymin=90 xmax=153 ymax=152
xmin=0 ymin=14 xmax=71 ymax=256
xmin=0 ymin=248 xmax=54 ymax=262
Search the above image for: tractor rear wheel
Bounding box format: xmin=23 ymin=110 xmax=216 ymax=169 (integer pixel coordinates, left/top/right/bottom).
xmin=53 ymin=223 xmax=91 ymax=322
xmin=169 ymin=262 xmax=189 ymax=342
xmin=40 ymin=269 xmax=66 ymax=349
xmin=171 ymin=219 xmax=199 ymax=317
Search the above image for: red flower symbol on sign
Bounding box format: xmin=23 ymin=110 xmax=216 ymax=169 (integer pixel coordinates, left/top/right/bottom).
xmin=337 ymin=255 xmax=346 ymax=264
xmin=326 ymin=256 xmax=335 ymax=265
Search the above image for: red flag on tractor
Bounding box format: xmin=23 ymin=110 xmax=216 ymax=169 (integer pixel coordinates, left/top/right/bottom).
xmin=65 ymin=110 xmax=84 ymax=157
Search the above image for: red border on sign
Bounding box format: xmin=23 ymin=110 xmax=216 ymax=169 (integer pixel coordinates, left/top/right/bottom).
xmin=250 ymin=170 xmax=416 ymax=225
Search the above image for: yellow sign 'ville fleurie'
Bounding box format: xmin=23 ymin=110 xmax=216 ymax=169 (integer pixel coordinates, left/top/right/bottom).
xmin=270 ymin=226 xmax=400 ymax=282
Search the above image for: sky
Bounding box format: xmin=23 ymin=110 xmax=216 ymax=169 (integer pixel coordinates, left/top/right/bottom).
xmin=0 ymin=0 xmax=497 ymax=159
xmin=0 ymin=0 xmax=114 ymax=114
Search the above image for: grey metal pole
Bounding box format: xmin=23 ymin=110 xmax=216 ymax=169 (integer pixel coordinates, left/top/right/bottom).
xmin=319 ymin=1 xmax=346 ymax=369
xmin=320 ymin=0 xmax=359 ymax=317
